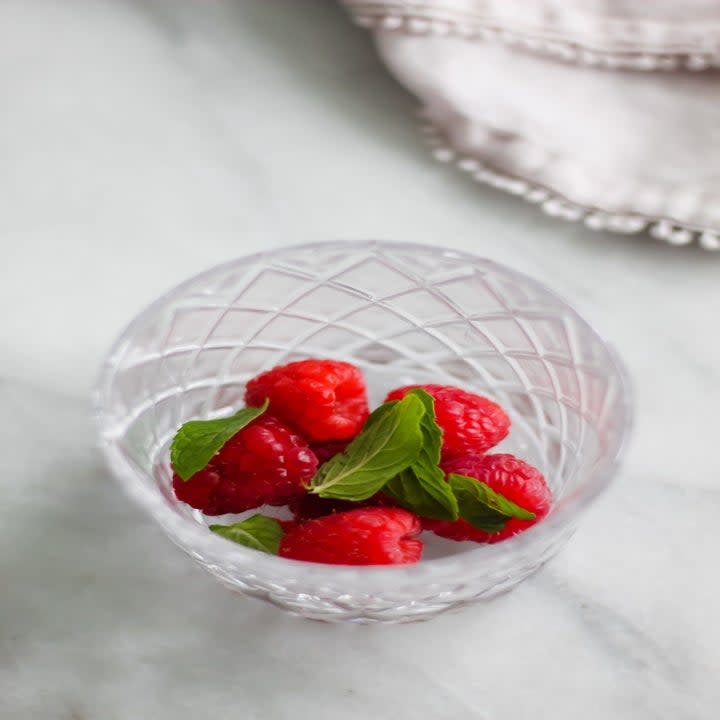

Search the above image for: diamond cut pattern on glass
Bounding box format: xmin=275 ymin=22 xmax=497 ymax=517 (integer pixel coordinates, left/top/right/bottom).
xmin=98 ymin=242 xmax=629 ymax=623
xmin=104 ymin=246 xmax=626 ymax=477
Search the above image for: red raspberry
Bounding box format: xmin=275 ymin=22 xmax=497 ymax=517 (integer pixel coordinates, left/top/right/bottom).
xmin=425 ymin=453 xmax=551 ymax=543
xmin=287 ymin=441 xmax=357 ymax=520
xmin=278 ymin=519 xmax=299 ymax=534
xmin=288 ymin=493 xmax=359 ymax=521
xmin=279 ymin=507 xmax=423 ymax=565
xmin=171 ymin=466 xmax=222 ymax=512
xmin=385 ymin=384 xmax=510 ymax=458
xmin=172 ymin=415 xmax=318 ymax=515
xmin=245 ymin=359 xmax=369 ymax=443
xmin=310 ymin=441 xmax=349 ymax=465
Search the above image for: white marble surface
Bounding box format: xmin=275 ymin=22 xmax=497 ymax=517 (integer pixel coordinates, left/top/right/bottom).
xmin=1 ymin=1 xmax=719 ymax=718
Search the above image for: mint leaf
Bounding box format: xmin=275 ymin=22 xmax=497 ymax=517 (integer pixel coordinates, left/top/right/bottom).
xmin=310 ymin=393 xmax=425 ymax=501
xmin=170 ymin=399 xmax=269 ymax=481
xmin=448 ymin=473 xmax=536 ymax=532
xmin=383 ymin=468 xmax=458 ymax=521
xmin=382 ymin=389 xmax=458 ymax=521
xmin=209 ymin=514 xmax=284 ymax=554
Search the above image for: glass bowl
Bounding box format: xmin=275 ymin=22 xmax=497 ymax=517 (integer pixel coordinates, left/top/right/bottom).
xmin=95 ymin=241 xmax=632 ymax=623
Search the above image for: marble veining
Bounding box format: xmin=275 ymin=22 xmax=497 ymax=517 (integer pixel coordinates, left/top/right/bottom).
xmin=1 ymin=1 xmax=719 ymax=718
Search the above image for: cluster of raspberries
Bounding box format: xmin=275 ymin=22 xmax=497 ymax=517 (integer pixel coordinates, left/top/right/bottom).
xmin=173 ymin=359 xmax=551 ymax=565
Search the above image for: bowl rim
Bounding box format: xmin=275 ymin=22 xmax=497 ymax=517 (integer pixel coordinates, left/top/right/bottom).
xmin=94 ymin=239 xmax=633 ymax=587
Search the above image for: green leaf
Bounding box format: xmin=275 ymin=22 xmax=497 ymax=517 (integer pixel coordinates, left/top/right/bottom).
xmin=170 ymin=399 xmax=269 ymax=481
xmin=448 ymin=473 xmax=536 ymax=533
xmin=310 ymin=393 xmax=425 ymax=501
xmin=209 ymin=514 xmax=284 ymax=555
xmin=382 ymin=389 xmax=459 ymax=521
xmin=383 ymin=468 xmax=459 ymax=521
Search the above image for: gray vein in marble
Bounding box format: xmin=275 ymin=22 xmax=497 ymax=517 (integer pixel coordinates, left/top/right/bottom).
xmin=389 ymin=657 xmax=491 ymax=719
xmin=121 ymin=0 xmax=187 ymax=44
xmin=531 ymin=572 xmax=707 ymax=720
xmin=538 ymin=572 xmax=680 ymax=679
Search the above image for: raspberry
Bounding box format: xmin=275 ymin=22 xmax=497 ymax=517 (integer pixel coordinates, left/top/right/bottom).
xmin=278 ymin=519 xmax=299 ymax=534
xmin=279 ymin=508 xmax=423 ymax=565
xmin=172 ymin=415 xmax=318 ymax=515
xmin=385 ymin=384 xmax=510 ymax=458
xmin=171 ymin=466 xmax=222 ymax=512
xmin=245 ymin=359 xmax=369 ymax=444
xmin=425 ymin=453 xmax=551 ymax=543
xmin=310 ymin=441 xmax=349 ymax=465
xmin=288 ymin=493 xmax=359 ymax=521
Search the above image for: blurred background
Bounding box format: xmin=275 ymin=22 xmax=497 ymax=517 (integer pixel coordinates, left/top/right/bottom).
xmin=3 ymin=0 xmax=716 ymax=400
xmin=1 ymin=2 xmax=718 ymax=719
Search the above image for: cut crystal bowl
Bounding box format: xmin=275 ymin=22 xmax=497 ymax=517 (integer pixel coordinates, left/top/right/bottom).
xmin=96 ymin=241 xmax=632 ymax=623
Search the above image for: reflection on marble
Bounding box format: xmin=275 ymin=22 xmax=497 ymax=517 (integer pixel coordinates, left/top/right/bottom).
xmin=0 ymin=1 xmax=719 ymax=719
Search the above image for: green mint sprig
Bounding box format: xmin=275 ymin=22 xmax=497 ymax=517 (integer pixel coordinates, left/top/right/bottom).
xmin=448 ymin=473 xmax=536 ymax=532
xmin=308 ymin=388 xmax=533 ymax=531
xmin=382 ymin=389 xmax=459 ymax=521
xmin=170 ymin=399 xmax=269 ymax=481
xmin=309 ymin=393 xmax=425 ymax=501
xmin=209 ymin=514 xmax=284 ymax=554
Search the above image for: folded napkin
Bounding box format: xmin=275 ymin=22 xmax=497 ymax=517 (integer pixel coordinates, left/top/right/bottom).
xmin=342 ymin=0 xmax=720 ymax=248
